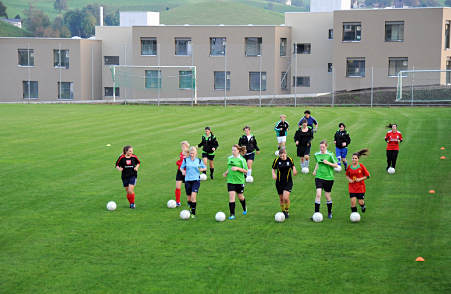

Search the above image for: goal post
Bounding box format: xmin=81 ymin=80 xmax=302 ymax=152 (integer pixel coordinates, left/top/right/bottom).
xmin=110 ymin=65 xmax=197 ymax=104
xmin=396 ymin=69 xmax=451 ymax=102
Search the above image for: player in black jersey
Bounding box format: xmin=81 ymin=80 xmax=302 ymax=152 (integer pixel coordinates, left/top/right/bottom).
xmin=116 ymin=145 xmax=140 ymax=209
xmin=238 ymin=126 xmax=260 ymax=178
xmin=197 ymin=127 xmax=219 ymax=179
xmin=294 ymin=119 xmax=314 ymax=170
xmin=271 ymin=149 xmax=297 ymax=219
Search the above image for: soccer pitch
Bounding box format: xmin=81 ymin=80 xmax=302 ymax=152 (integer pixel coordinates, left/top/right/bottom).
xmin=0 ymin=105 xmax=449 ymax=293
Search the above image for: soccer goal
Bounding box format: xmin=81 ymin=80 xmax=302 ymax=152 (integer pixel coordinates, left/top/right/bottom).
xmin=110 ymin=65 xmax=197 ymax=104
xmin=396 ymin=69 xmax=451 ymax=102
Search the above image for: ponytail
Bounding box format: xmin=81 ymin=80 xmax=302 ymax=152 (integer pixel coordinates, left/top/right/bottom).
xmin=353 ymin=148 xmax=370 ymax=159
xmin=123 ymin=145 xmax=132 ymax=155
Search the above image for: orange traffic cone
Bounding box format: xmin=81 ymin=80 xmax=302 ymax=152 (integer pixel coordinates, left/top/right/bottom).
xmin=429 ymin=190 xmax=435 ymax=193
xmin=416 ymin=257 xmax=425 ymax=261
xmin=441 ymin=156 xmax=446 ymax=159
xmin=441 ymin=147 xmax=445 ymax=150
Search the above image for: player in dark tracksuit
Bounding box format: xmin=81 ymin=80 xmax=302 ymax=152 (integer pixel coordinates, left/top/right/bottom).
xmin=238 ymin=126 xmax=260 ymax=178
xmin=333 ymin=123 xmax=351 ymax=170
xmin=197 ymin=126 xmax=219 ymax=179
xmin=116 ymin=145 xmax=140 ymax=209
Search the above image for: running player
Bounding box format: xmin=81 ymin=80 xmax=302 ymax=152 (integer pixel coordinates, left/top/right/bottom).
xmin=223 ymin=144 xmax=248 ymax=220
xmin=294 ymin=119 xmax=314 ymax=170
xmin=115 ymin=145 xmax=141 ymax=209
xmin=197 ymin=127 xmax=219 ymax=179
xmin=346 ymin=149 xmax=370 ymax=213
xmin=333 ymin=123 xmax=351 ymax=170
xmin=384 ymin=123 xmax=403 ymax=171
xmin=180 ymin=147 xmax=207 ymax=218
xmin=312 ymin=140 xmax=338 ymax=219
xmin=271 ymin=148 xmax=297 ymax=219
xmin=175 ymin=141 xmax=190 ymax=207
xmin=298 ymin=110 xmax=318 ymax=133
xmin=274 ymin=114 xmax=289 ymax=151
xmin=238 ymin=126 xmax=260 ymax=178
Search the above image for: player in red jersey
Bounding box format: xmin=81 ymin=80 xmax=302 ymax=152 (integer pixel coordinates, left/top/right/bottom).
xmin=116 ymin=145 xmax=140 ymax=209
xmin=345 ymin=149 xmax=370 ymax=213
xmin=384 ymin=123 xmax=403 ymax=171
xmin=175 ymin=141 xmax=190 ymax=207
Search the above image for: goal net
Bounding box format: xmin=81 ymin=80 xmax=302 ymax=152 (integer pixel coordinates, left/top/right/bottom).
xmin=396 ymin=70 xmax=451 ymax=102
xmin=110 ymin=65 xmax=197 ymax=103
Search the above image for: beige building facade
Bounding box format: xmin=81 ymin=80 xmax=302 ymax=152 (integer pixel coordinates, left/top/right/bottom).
xmin=1 ymin=7 xmax=451 ymax=102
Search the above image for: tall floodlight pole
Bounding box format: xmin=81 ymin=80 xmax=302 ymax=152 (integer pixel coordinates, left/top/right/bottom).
xmin=27 ymin=43 xmax=30 ymax=103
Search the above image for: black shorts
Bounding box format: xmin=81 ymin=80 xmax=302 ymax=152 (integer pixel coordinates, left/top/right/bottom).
xmin=244 ymin=153 xmax=255 ymax=161
xmin=202 ymin=152 xmax=215 ymax=161
xmin=315 ymin=178 xmax=334 ymax=193
xmin=297 ymin=146 xmax=311 ymax=157
xmin=176 ymin=169 xmax=185 ymax=182
xmin=350 ymin=193 xmax=365 ymax=200
xmin=185 ymin=180 xmax=201 ymax=195
xmin=276 ymin=181 xmax=293 ymax=195
xmin=228 ymin=183 xmax=244 ymax=194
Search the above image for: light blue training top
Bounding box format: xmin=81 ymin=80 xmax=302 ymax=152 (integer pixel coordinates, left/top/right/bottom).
xmin=180 ymin=157 xmax=207 ymax=181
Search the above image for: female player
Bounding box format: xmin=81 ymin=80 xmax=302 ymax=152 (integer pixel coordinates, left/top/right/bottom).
xmin=294 ymin=119 xmax=314 ymax=170
xmin=238 ymin=126 xmax=260 ymax=178
xmin=312 ymin=140 xmax=338 ymax=219
xmin=274 ymin=114 xmax=289 ymax=151
xmin=272 ymin=148 xmax=297 ymax=219
xmin=175 ymin=141 xmax=190 ymax=207
xmin=385 ymin=123 xmax=403 ymax=171
xmin=180 ymin=146 xmax=207 ymax=218
xmin=333 ymin=123 xmax=351 ymax=170
xmin=197 ymin=127 xmax=219 ymax=179
xmin=346 ymin=149 xmax=370 ymax=213
xmin=223 ymin=144 xmax=248 ymax=220
xmin=116 ymin=145 xmax=140 ymax=209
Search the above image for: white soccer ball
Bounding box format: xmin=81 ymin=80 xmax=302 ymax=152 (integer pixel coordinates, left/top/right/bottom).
xmin=334 ymin=165 xmax=342 ymax=172
xmin=301 ymin=167 xmax=309 ymax=174
xmin=388 ymin=167 xmax=395 ymax=174
xmin=106 ymin=201 xmax=117 ymax=211
xmin=275 ymin=150 xmax=279 ymax=156
xmin=200 ymin=173 xmax=207 ymax=181
xmin=180 ymin=210 xmax=190 ymax=220
xmin=275 ymin=212 xmax=286 ymax=223
xmin=215 ymin=211 xmax=226 ymax=222
xmin=246 ymin=175 xmax=254 ymax=183
xmin=350 ymin=212 xmax=361 ymax=223
xmin=167 ymin=199 xmax=177 ymax=209
xmin=312 ymin=212 xmax=323 ymax=223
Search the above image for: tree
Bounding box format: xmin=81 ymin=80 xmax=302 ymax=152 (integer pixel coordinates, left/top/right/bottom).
xmin=445 ymin=0 xmax=451 ymax=6
xmin=23 ymin=3 xmax=51 ymax=36
xmin=80 ymin=11 xmax=96 ymax=38
xmin=14 ymin=14 xmax=20 ymax=19
xmin=53 ymin=0 xmax=68 ymax=14
xmin=0 ymin=1 xmax=8 ymax=18
xmin=104 ymin=11 xmax=119 ymax=26
xmin=64 ymin=9 xmax=82 ymax=37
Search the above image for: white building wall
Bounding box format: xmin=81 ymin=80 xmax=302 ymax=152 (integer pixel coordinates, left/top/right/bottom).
xmin=119 ymin=12 xmax=160 ymax=27
xmin=310 ymin=0 xmax=351 ymax=12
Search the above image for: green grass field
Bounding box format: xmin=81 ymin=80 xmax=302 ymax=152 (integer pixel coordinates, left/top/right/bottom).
xmin=0 ymin=105 xmax=450 ymax=293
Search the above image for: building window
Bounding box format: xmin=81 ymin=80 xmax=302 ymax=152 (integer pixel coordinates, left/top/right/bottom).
xmin=328 ymin=63 xmax=333 ymax=73
xmin=329 ymin=29 xmax=333 ymax=40
xmin=22 ymin=81 xmax=38 ymax=98
xmin=105 ymin=87 xmax=120 ymax=97
xmin=343 ymin=23 xmax=361 ymax=42
xmin=388 ymin=57 xmax=408 ymax=76
xmin=175 ymin=38 xmax=192 ymax=56
xmin=179 ymin=70 xmax=194 ymax=89
xmin=346 ymin=58 xmax=365 ymax=77
xmin=145 ymin=70 xmax=161 ymax=89
xmin=385 ymin=21 xmax=404 ymax=42
xmin=54 ymin=50 xmax=69 ymax=68
xmin=58 ymin=82 xmax=74 ymax=99
xmin=18 ymin=49 xmax=34 ymax=66
xmin=141 ymin=38 xmax=157 ymax=55
xmin=210 ymin=38 xmax=226 ymax=56
xmin=214 ymin=71 xmax=230 ymax=90
xmin=104 ymin=56 xmax=119 ymax=65
xmin=281 ymin=72 xmax=288 ymax=91
xmin=245 ymin=37 xmax=262 ymax=56
xmin=293 ymin=76 xmax=310 ymax=87
xmin=280 ymin=38 xmax=287 ymax=57
xmin=446 ymin=21 xmax=450 ymax=49
xmin=294 ymin=43 xmax=311 ymax=54
xmin=249 ymin=72 xmax=266 ymax=91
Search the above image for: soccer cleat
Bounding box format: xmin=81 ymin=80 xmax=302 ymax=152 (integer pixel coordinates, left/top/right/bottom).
xmin=243 ymin=207 xmax=247 ymax=215
xmin=361 ymin=206 xmax=366 ymax=213
xmin=310 ymin=216 xmax=314 ymax=220
xmin=191 ymin=214 xmax=196 ymax=219
xmin=210 ymin=174 xmax=214 ymax=179
xmin=328 ymin=213 xmax=332 ymax=218
xmin=130 ymin=203 xmax=135 ymax=209
xmin=176 ymin=202 xmax=181 ymax=207
xmin=284 ymin=212 xmax=290 ymax=219
xmin=229 ymin=215 xmax=236 ymax=220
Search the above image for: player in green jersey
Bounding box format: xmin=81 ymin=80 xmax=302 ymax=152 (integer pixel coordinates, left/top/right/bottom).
xmin=223 ymin=144 xmax=248 ymax=220
xmin=312 ymin=139 xmax=338 ymax=219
